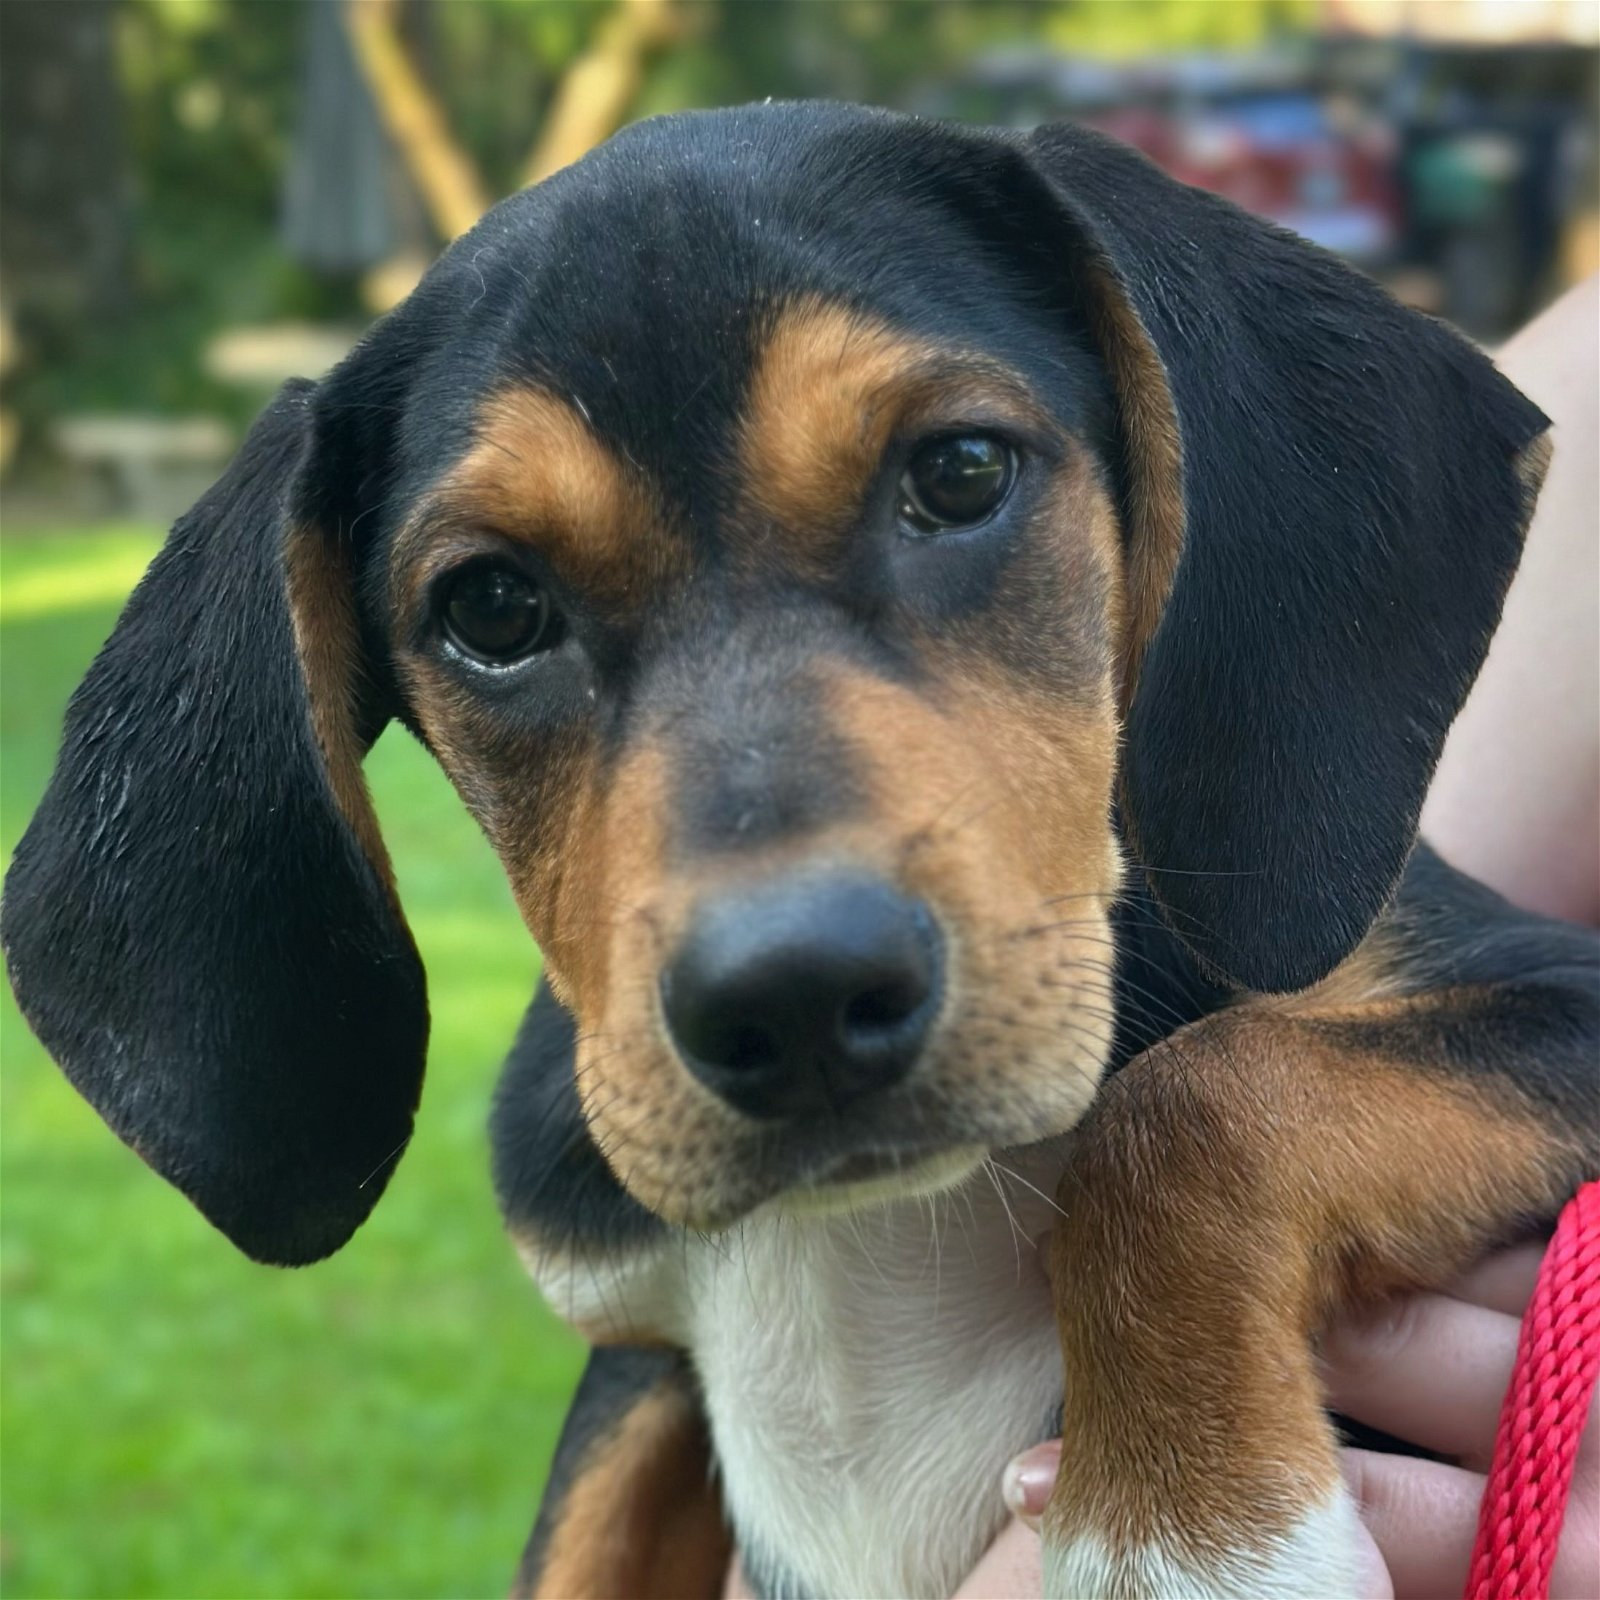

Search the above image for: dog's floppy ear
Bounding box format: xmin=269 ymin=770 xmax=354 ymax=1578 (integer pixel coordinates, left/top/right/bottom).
xmin=1021 ymin=123 xmax=1550 ymax=993
xmin=1 ymin=380 xmax=428 ymax=1265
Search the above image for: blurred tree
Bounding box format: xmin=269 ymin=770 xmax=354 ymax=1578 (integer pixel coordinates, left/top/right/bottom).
xmin=0 ymin=0 xmax=1317 ymax=470
xmin=347 ymin=0 xmax=491 ymax=242
xmin=0 ymin=0 xmax=133 ymax=463
xmin=284 ymin=0 xmax=418 ymax=274
xmin=525 ymin=0 xmax=685 ymax=185
xmin=0 ymin=0 xmax=132 ymax=328
xmin=632 ymin=0 xmax=1313 ymax=115
xmin=3 ymin=0 xmax=352 ymax=452
xmin=417 ymin=0 xmax=623 ymax=196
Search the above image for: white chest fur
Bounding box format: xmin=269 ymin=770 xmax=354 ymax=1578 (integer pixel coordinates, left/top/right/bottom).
xmin=529 ymin=1146 xmax=1072 ymax=1596
xmin=683 ymin=1146 xmax=1069 ymax=1599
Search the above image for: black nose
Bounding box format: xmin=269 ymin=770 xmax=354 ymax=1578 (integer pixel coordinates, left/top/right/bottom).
xmin=660 ymin=872 xmax=943 ymax=1120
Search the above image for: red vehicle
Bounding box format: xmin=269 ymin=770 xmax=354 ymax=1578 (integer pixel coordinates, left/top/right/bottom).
xmin=1092 ymin=91 xmax=1400 ymax=261
xmin=937 ymin=52 xmax=1403 ymax=264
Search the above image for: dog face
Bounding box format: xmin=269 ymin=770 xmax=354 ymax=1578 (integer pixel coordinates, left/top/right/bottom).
xmin=3 ymin=106 xmax=1547 ymax=1263
xmin=382 ymin=224 xmax=1127 ymax=1227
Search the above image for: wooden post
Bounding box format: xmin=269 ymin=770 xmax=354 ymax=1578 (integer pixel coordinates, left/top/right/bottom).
xmin=344 ymin=0 xmax=490 ymax=241
xmin=523 ymin=0 xmax=682 ymax=187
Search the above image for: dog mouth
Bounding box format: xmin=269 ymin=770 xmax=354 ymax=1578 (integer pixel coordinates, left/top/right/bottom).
xmin=629 ymin=1036 xmax=1110 ymax=1232
xmin=765 ymin=1141 xmax=988 ymax=1219
xmin=585 ymin=915 xmax=1117 ymax=1232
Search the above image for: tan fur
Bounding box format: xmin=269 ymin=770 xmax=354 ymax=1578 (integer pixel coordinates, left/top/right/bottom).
xmin=1271 ymin=921 xmax=1405 ymax=1013
xmin=536 ymin=740 xmax=675 ymax=1046
xmin=370 ymin=285 xmax=1577 ymax=1599
xmin=569 ymin=438 xmax=1130 ymax=1228
xmin=1045 ymin=991 xmax=1578 ymax=1566
xmin=527 ymin=1383 xmax=729 ymax=1600
xmin=737 ymin=299 xmax=1056 ymax=572
xmin=385 ymin=384 xmax=684 ymax=1001
xmin=382 ymin=299 xmax=1143 ymax=1232
xmin=373 ymin=292 xmax=1222 ymax=1257
xmin=392 ymin=385 xmax=682 ymax=616
xmin=1515 ymin=428 xmax=1554 ymax=538
xmin=1077 ymin=259 xmax=1186 ymax=707
xmin=576 ymin=648 xmax=1125 ymax=1226
xmin=282 ymin=524 xmax=397 ymax=895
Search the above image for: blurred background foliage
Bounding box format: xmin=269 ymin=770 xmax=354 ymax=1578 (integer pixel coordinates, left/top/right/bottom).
xmin=0 ymin=0 xmax=1317 ymax=458
xmin=0 ymin=3 xmax=1596 ymax=1596
xmin=1 ymin=0 xmax=1593 ymax=501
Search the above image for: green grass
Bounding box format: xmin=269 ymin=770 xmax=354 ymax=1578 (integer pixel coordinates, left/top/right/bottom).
xmin=0 ymin=529 xmax=586 ymax=1599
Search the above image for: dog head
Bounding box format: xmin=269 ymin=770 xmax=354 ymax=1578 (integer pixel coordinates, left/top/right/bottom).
xmin=3 ymin=105 xmax=1547 ymax=1263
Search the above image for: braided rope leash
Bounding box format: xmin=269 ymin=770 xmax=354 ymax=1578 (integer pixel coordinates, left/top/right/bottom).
xmin=1465 ymin=1180 xmax=1600 ymax=1600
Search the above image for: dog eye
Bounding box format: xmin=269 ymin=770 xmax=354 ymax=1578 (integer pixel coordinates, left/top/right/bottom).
xmin=440 ymin=562 xmax=562 ymax=664
xmin=896 ymin=434 xmax=1016 ymax=535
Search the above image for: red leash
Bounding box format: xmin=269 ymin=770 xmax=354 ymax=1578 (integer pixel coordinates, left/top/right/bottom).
xmin=1465 ymin=1180 xmax=1600 ymax=1600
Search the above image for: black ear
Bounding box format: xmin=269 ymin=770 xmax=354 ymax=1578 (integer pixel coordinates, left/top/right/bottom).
xmin=1 ymin=380 xmax=428 ymax=1265
xmin=1021 ymin=123 xmax=1550 ymax=993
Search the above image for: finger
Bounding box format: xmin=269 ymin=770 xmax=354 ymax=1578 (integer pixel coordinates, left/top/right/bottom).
xmin=1347 ymin=1510 xmax=1397 ymax=1600
xmin=1000 ymin=1439 xmax=1061 ymax=1530
xmin=1341 ymin=1448 xmax=1481 ymax=1600
xmin=1322 ymin=1293 xmax=1518 ymax=1470
xmin=1550 ymin=1458 xmax=1599 ymax=1600
xmin=952 ymin=1515 xmax=1043 ymax=1599
xmin=724 ymin=1552 xmax=754 ymax=1600
xmin=1446 ymin=1241 xmax=1546 ymax=1317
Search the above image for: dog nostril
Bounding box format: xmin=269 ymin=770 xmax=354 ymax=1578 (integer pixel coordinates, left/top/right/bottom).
xmin=841 ymin=977 xmax=924 ymax=1038
xmin=660 ymin=872 xmax=943 ymax=1120
xmin=720 ymin=1025 xmax=782 ymax=1073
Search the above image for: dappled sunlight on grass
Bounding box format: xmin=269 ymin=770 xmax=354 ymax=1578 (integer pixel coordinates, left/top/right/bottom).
xmin=1 ymin=529 xmax=585 ymax=1599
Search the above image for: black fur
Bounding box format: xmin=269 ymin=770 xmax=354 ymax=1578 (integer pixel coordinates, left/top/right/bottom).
xmin=1322 ymin=843 xmax=1600 ymax=1132
xmin=513 ymin=1344 xmax=707 ymax=1596
xmin=491 ymin=978 xmax=663 ymax=1257
xmin=1 ymin=384 xmax=428 ymax=1265
xmin=1021 ymin=123 xmax=1549 ymax=993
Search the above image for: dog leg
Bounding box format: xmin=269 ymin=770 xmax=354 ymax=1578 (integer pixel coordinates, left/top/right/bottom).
xmin=1040 ymin=991 xmax=1596 ymax=1600
xmin=515 ymin=1345 xmax=728 ymax=1600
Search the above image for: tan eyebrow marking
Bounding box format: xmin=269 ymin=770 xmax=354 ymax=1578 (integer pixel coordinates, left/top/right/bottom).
xmin=735 ymin=297 xmax=1056 ymax=571
xmin=391 ymin=385 xmax=682 ymax=616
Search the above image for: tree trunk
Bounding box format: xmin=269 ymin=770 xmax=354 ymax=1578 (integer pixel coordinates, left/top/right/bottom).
xmin=0 ymin=0 xmax=133 ymax=327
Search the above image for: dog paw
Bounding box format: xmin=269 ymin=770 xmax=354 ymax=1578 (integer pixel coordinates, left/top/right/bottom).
xmin=1041 ymin=1483 xmax=1368 ymax=1600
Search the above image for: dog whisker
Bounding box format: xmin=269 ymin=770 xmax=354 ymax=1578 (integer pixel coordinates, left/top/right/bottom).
xmin=988 ymin=1158 xmax=1068 ymax=1222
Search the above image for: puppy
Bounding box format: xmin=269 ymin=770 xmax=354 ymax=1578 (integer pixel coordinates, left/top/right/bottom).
xmin=6 ymin=104 xmax=1597 ymax=1599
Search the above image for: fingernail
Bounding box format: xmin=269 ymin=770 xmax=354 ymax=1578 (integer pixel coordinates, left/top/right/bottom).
xmin=1001 ymin=1440 xmax=1061 ymax=1529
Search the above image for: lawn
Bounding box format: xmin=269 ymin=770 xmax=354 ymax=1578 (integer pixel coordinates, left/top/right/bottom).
xmin=1 ymin=530 xmax=587 ymax=1598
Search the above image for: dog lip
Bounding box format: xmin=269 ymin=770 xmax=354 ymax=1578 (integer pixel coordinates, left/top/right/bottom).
xmin=777 ymin=1141 xmax=988 ymax=1214
xmin=808 ymin=1143 xmax=950 ymax=1186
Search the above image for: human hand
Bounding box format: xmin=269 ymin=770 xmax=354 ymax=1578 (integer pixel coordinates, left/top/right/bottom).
xmin=1324 ymin=1242 xmax=1597 ymax=1600
xmin=958 ymin=1241 xmax=1598 ymax=1600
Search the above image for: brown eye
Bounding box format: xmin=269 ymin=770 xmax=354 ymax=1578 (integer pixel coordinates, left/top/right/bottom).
xmin=896 ymin=434 xmax=1016 ymax=535
xmin=440 ymin=562 xmax=561 ymax=664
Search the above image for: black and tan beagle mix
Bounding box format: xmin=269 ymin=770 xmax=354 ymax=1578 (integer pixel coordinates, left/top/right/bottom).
xmin=5 ymin=104 xmax=1597 ymax=1599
